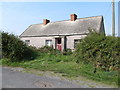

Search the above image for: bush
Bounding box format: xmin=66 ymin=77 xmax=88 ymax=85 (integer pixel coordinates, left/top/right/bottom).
xmin=0 ymin=32 xmax=2 ymax=59
xmin=74 ymin=32 xmax=120 ymax=71
xmin=63 ymin=48 xmax=72 ymax=55
xmin=37 ymin=46 xmax=54 ymax=53
xmin=37 ymin=46 xmax=61 ymax=55
xmin=2 ymin=32 xmax=37 ymax=62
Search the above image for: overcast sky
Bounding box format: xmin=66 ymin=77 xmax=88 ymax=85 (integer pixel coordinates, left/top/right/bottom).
xmin=0 ymin=2 xmax=119 ymax=36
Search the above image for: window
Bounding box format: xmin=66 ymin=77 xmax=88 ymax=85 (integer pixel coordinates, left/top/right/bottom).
xmin=25 ymin=40 xmax=30 ymax=45
xmin=46 ymin=40 xmax=52 ymax=46
xmin=74 ymin=39 xmax=82 ymax=48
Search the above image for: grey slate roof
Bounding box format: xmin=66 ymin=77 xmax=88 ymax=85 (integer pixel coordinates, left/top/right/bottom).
xmin=20 ymin=16 xmax=103 ymax=37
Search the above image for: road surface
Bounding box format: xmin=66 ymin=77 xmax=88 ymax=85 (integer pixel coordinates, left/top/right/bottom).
xmin=2 ymin=67 xmax=82 ymax=88
xmin=2 ymin=66 xmax=116 ymax=88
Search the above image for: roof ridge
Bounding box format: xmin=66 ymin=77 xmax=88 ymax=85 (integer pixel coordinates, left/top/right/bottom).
xmin=31 ymin=15 xmax=103 ymax=25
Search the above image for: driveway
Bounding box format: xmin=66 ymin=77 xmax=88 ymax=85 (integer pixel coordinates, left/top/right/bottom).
xmin=2 ymin=66 xmax=116 ymax=88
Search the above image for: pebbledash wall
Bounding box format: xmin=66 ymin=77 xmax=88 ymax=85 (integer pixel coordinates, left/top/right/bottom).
xmin=20 ymin=34 xmax=87 ymax=50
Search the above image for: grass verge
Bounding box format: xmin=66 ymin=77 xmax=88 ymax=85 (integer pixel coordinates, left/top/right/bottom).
xmin=1 ymin=53 xmax=119 ymax=87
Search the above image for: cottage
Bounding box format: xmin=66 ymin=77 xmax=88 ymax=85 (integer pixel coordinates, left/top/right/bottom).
xmin=20 ymin=14 xmax=105 ymax=51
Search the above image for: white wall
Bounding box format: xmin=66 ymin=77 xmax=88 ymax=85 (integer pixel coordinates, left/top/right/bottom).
xmin=20 ymin=35 xmax=87 ymax=50
xmin=66 ymin=35 xmax=87 ymax=50
xmin=20 ymin=36 xmax=55 ymax=48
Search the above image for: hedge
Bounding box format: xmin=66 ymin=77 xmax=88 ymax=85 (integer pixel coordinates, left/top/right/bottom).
xmin=2 ymin=32 xmax=37 ymax=62
xmin=75 ymin=32 xmax=120 ymax=71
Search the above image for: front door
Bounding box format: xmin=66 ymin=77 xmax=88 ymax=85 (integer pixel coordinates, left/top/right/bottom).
xmin=55 ymin=38 xmax=62 ymax=51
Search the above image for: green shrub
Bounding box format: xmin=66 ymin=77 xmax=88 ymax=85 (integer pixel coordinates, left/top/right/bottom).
xmin=37 ymin=46 xmax=54 ymax=53
xmin=0 ymin=32 xmax=2 ymax=59
xmin=37 ymin=46 xmax=61 ymax=55
xmin=2 ymin=32 xmax=37 ymax=62
xmin=74 ymin=32 xmax=120 ymax=71
xmin=63 ymin=48 xmax=72 ymax=55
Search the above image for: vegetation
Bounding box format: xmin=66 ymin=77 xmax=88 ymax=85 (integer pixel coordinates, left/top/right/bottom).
xmin=75 ymin=32 xmax=120 ymax=72
xmin=2 ymin=32 xmax=37 ymax=62
xmin=1 ymin=32 xmax=119 ymax=87
xmin=0 ymin=32 xmax=2 ymax=59
xmin=63 ymin=48 xmax=72 ymax=55
xmin=1 ymin=55 xmax=118 ymax=86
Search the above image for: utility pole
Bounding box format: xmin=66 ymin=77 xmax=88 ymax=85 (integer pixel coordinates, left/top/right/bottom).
xmin=112 ymin=0 xmax=115 ymax=36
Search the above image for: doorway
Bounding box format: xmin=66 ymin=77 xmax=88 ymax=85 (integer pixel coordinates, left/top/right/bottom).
xmin=55 ymin=38 xmax=62 ymax=51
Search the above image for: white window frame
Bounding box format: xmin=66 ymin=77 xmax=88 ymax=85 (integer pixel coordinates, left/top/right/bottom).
xmin=45 ymin=40 xmax=52 ymax=46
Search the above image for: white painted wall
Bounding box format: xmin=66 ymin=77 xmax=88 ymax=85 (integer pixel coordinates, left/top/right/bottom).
xmin=66 ymin=35 xmax=87 ymax=50
xmin=20 ymin=35 xmax=87 ymax=50
xmin=20 ymin=36 xmax=55 ymax=49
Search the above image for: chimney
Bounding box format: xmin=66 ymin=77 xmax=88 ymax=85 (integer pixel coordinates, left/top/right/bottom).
xmin=70 ymin=14 xmax=77 ymax=21
xmin=43 ymin=19 xmax=50 ymax=25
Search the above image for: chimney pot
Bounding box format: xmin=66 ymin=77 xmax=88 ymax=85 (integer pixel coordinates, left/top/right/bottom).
xmin=43 ymin=19 xmax=50 ymax=25
xmin=70 ymin=14 xmax=77 ymax=21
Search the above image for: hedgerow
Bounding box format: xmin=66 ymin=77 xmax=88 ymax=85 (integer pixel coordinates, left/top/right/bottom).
xmin=2 ymin=32 xmax=37 ymax=62
xmin=75 ymin=32 xmax=120 ymax=71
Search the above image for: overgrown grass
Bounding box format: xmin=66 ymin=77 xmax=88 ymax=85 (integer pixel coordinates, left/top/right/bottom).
xmin=1 ymin=32 xmax=119 ymax=87
xmin=1 ymin=52 xmax=119 ymax=87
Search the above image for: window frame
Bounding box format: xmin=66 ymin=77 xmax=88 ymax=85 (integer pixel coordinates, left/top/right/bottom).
xmin=25 ymin=40 xmax=30 ymax=45
xmin=74 ymin=39 xmax=82 ymax=48
xmin=45 ymin=40 xmax=52 ymax=46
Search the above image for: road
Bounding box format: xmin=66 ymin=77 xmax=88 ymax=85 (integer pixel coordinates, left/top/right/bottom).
xmin=2 ymin=66 xmax=116 ymax=88
xmin=2 ymin=67 xmax=82 ymax=88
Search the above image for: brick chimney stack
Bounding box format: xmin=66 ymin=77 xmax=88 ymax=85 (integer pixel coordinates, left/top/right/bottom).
xmin=43 ymin=19 xmax=50 ymax=25
xmin=70 ymin=14 xmax=77 ymax=21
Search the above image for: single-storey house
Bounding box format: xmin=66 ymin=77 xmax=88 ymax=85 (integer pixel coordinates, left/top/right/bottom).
xmin=20 ymin=14 xmax=105 ymax=51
